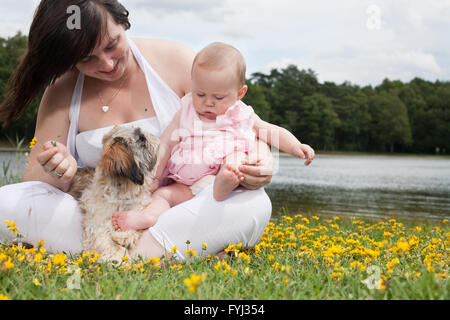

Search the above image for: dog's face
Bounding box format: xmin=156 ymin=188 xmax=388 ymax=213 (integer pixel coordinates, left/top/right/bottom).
xmin=98 ymin=126 xmax=160 ymax=185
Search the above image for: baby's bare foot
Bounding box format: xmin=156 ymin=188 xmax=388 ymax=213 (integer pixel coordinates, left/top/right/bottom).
xmin=111 ymin=211 xmax=157 ymax=231
xmin=213 ymin=164 xmax=244 ymax=201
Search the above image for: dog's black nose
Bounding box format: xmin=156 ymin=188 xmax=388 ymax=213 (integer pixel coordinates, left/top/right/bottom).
xmin=137 ymin=134 xmax=146 ymax=145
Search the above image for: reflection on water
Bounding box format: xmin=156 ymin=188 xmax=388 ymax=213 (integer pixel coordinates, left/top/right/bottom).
xmin=266 ymin=155 xmax=450 ymax=220
xmin=1 ymin=151 xmax=450 ymax=221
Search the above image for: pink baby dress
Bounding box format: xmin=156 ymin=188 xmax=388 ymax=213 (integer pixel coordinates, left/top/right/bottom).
xmin=166 ymin=93 xmax=256 ymax=186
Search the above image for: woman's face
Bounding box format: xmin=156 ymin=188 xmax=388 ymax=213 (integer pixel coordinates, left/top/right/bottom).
xmin=75 ymin=14 xmax=131 ymax=82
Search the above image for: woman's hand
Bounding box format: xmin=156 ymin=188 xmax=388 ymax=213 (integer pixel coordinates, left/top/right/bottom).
xmin=238 ymin=140 xmax=274 ymax=190
xmin=36 ymin=141 xmax=78 ymax=183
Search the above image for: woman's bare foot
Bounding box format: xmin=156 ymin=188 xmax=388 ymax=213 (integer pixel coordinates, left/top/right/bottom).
xmin=112 ymin=211 xmax=157 ymax=231
xmin=213 ymin=164 xmax=244 ymax=201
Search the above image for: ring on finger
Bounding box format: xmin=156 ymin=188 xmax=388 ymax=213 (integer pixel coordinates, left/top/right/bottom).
xmin=53 ymin=171 xmax=63 ymax=178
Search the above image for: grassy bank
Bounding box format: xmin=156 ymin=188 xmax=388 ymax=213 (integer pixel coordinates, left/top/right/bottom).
xmin=1 ymin=213 xmax=448 ymax=300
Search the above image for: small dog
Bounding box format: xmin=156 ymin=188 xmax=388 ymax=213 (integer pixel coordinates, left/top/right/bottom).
xmin=68 ymin=125 xmax=159 ymax=262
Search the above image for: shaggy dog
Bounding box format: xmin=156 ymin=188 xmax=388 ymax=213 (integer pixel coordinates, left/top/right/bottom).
xmin=68 ymin=125 xmax=159 ymax=262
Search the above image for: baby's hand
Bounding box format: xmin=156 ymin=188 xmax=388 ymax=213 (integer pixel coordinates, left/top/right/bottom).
xmin=293 ymin=143 xmax=315 ymax=165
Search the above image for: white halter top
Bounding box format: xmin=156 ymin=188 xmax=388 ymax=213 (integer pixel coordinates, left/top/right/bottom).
xmin=66 ymin=36 xmax=181 ymax=168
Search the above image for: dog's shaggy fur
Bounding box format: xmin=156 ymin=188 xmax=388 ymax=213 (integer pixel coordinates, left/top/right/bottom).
xmin=68 ymin=126 xmax=159 ymax=262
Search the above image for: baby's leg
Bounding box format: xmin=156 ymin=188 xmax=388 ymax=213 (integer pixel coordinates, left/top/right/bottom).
xmin=213 ymin=152 xmax=246 ymax=201
xmin=112 ymin=183 xmax=194 ymax=231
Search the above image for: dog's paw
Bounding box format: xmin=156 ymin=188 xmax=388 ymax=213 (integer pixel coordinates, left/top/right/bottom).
xmin=111 ymin=230 xmax=141 ymax=249
xmin=111 ymin=231 xmax=129 ymax=247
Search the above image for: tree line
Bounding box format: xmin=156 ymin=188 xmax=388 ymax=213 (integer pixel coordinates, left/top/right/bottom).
xmin=1 ymin=32 xmax=449 ymax=154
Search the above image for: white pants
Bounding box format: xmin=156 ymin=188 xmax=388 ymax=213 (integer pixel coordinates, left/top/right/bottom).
xmin=0 ymin=181 xmax=271 ymax=260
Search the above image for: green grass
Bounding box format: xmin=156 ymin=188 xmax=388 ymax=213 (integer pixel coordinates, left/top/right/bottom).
xmin=1 ymin=148 xmax=448 ymax=300
xmin=1 ymin=213 xmax=449 ymax=300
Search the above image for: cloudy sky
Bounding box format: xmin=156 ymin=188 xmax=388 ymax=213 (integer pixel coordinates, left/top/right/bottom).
xmin=1 ymin=0 xmax=449 ymax=86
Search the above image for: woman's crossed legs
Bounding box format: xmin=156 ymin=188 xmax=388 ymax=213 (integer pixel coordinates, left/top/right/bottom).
xmin=112 ymin=151 xmax=247 ymax=231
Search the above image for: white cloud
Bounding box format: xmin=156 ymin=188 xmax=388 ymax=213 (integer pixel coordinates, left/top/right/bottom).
xmin=1 ymin=0 xmax=449 ymax=86
xmin=263 ymin=50 xmax=442 ymax=86
xmin=123 ymin=0 xmax=234 ymax=22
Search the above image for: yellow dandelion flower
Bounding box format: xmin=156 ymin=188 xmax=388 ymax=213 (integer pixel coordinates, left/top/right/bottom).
xmin=331 ymin=272 xmax=343 ymax=281
xmin=271 ymin=262 xmax=280 ymax=272
xmin=73 ymin=257 xmax=83 ymax=266
xmin=183 ymin=273 xmax=206 ymax=292
xmin=0 ymin=294 xmax=10 ymax=300
xmin=238 ymin=252 xmax=251 ymax=264
xmin=33 ymin=278 xmax=41 ymax=286
xmin=121 ymin=256 xmax=128 ymax=262
xmin=184 ymin=248 xmax=197 ymax=258
xmin=3 ymin=257 xmax=14 ymax=270
xmin=29 ymin=137 xmax=37 ymax=149
xmin=46 ymin=260 xmax=52 ymax=272
xmin=395 ymin=239 xmax=410 ymax=252
xmin=350 ymin=261 xmax=366 ymax=271
xmin=386 ymin=258 xmax=400 ymax=274
xmin=170 ymin=264 xmax=182 ymax=270
xmin=4 ymin=220 xmax=20 ymax=236
xmin=283 ymin=216 xmax=293 ymax=223
xmin=382 ymin=232 xmax=393 ymax=238
xmin=52 ymin=253 xmax=67 ymax=266
xmin=378 ymin=279 xmax=387 ymax=290
xmin=202 ymin=243 xmax=207 ymax=250
xmin=443 ymin=219 xmax=448 ymax=224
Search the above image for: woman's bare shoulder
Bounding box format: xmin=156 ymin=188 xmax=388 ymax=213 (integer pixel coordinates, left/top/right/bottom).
xmin=131 ymin=37 xmax=195 ymax=96
xmin=41 ymin=70 xmax=79 ymax=112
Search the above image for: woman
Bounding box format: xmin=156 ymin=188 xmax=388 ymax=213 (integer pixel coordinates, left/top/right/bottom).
xmin=0 ymin=0 xmax=273 ymax=260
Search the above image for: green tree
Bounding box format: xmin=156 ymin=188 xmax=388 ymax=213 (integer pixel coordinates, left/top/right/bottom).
xmin=0 ymin=32 xmax=40 ymax=143
xmin=321 ymin=82 xmax=371 ymax=151
xmin=298 ymin=93 xmax=339 ymax=150
xmin=368 ymin=91 xmax=412 ymax=152
xmin=242 ymin=81 xmax=272 ymax=121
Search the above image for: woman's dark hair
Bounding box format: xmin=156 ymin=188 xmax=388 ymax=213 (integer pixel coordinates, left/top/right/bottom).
xmin=0 ymin=0 xmax=130 ymax=126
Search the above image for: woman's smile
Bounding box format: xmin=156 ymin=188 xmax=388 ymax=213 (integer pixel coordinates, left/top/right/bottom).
xmin=99 ymin=60 xmax=119 ymax=76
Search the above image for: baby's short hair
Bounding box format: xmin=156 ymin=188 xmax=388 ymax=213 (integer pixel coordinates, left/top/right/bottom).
xmin=192 ymin=42 xmax=246 ymax=87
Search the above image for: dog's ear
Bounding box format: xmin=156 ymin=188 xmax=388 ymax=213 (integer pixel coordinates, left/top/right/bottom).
xmin=99 ymin=140 xmax=144 ymax=185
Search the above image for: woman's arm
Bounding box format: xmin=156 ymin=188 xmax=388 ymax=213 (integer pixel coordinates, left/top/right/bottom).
xmin=22 ymin=72 xmax=79 ymax=192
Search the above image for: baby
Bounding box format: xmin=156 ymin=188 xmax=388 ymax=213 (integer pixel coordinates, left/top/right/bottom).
xmin=112 ymin=42 xmax=314 ymax=231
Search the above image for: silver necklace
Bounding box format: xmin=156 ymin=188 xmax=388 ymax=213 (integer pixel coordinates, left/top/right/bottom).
xmin=97 ymin=72 xmax=128 ymax=113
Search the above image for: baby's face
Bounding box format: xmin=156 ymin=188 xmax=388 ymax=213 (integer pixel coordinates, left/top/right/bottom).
xmin=191 ymin=65 xmax=244 ymax=121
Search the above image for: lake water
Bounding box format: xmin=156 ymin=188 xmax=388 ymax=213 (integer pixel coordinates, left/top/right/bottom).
xmin=1 ymin=151 xmax=450 ymax=221
xmin=267 ymin=154 xmax=450 ymax=221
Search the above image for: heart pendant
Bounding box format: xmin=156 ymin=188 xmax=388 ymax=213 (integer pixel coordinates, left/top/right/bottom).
xmin=102 ymin=106 xmax=109 ymax=113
